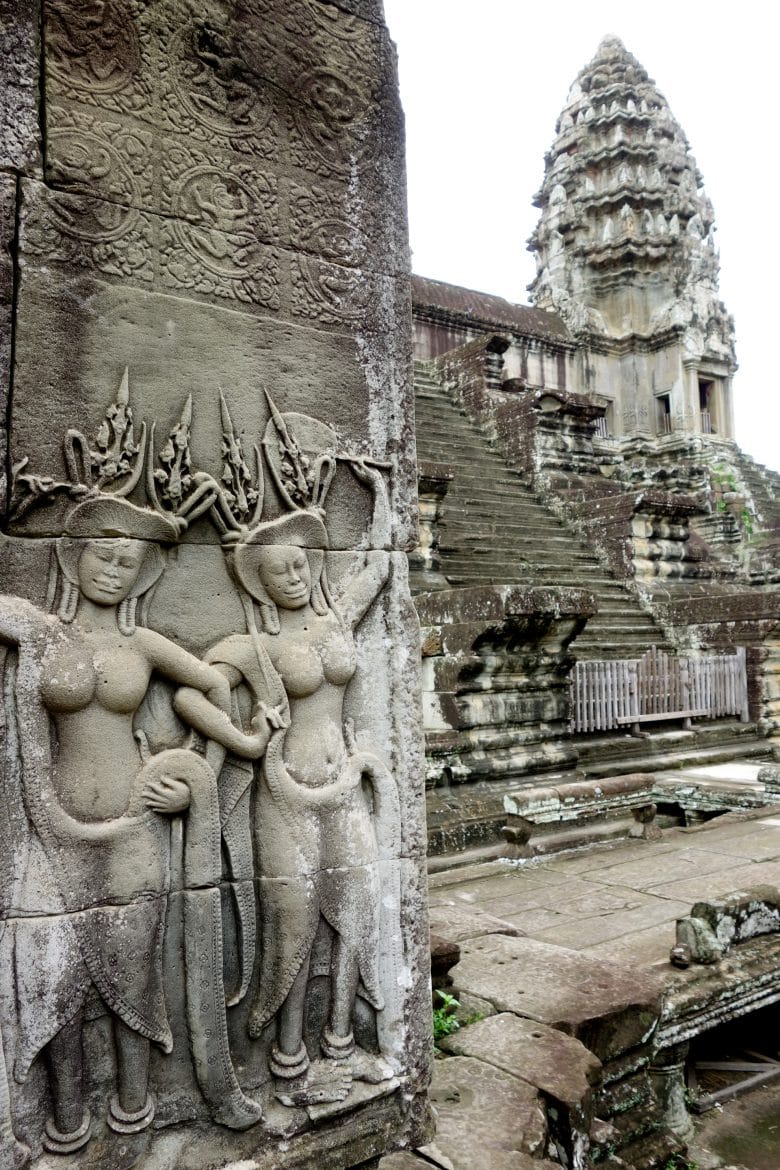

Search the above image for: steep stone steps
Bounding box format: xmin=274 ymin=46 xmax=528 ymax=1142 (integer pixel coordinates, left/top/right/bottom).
xmin=414 ymin=360 xmax=668 ymax=659
xmin=735 ymin=450 xmax=780 ymax=529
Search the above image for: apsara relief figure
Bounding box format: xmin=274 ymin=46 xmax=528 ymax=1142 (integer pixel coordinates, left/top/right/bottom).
xmin=175 ymin=392 xmax=400 ymax=1109
xmin=0 ymin=376 xmax=264 ymax=1160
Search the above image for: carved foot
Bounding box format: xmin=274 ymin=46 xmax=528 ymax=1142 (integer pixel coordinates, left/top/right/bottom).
xmin=210 ymin=1087 xmax=264 ymax=1130
xmin=274 ymin=1055 xmax=352 ymax=1108
xmin=319 ymin=1028 xmax=394 ymax=1086
xmin=345 ymin=1047 xmax=395 ymax=1085
xmin=43 ymin=1109 xmax=92 ymax=1154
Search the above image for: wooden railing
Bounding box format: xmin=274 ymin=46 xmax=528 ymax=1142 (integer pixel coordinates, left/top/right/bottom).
xmin=570 ymin=646 xmax=749 ymax=734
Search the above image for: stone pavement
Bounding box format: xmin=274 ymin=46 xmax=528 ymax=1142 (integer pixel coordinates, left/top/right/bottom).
xmin=382 ymin=805 xmax=780 ymax=1169
xmin=430 ymin=806 xmax=780 ymax=967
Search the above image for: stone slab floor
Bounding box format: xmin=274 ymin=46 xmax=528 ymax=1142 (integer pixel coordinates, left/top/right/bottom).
xmin=430 ymin=809 xmax=780 ymax=969
xmin=383 ymin=806 xmax=780 ymax=1170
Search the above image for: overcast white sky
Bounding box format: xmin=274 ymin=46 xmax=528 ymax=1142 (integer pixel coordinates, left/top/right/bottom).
xmin=383 ymin=1 xmax=780 ymax=473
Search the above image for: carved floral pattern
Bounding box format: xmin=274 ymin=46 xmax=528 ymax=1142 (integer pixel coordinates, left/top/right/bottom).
xmin=21 ymin=182 xmax=153 ymax=280
xmin=290 ymin=183 xmax=369 ymax=267
xmin=158 ymin=218 xmax=281 ymax=309
xmin=45 ymin=0 xmax=154 ymax=119
xmin=46 ymin=0 xmax=142 ymax=94
xmin=291 ymin=255 xmax=373 ymax=323
xmin=46 ymin=107 xmax=154 ymax=211
xmin=289 ymin=68 xmax=378 ymax=174
xmin=166 ymin=18 xmax=274 ymax=140
xmin=170 ymin=163 xmax=277 ymax=247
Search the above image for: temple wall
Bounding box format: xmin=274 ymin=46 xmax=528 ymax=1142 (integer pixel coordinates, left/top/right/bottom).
xmin=0 ymin=3 xmax=430 ymax=1167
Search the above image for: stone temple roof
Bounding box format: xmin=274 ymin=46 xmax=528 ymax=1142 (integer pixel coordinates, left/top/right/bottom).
xmin=527 ymin=35 xmax=732 ymax=359
xmin=411 ymin=274 xmax=568 ymax=342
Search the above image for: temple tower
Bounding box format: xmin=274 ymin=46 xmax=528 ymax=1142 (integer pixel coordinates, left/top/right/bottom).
xmin=529 ymin=36 xmax=736 ymax=440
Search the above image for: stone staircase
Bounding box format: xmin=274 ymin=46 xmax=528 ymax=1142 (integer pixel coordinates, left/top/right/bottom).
xmin=737 ymin=448 xmax=780 ymax=531
xmin=414 ymin=360 xmax=666 ymax=660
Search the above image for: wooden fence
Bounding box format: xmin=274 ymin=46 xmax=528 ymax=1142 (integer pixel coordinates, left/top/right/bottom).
xmin=570 ymin=646 xmax=749 ymax=734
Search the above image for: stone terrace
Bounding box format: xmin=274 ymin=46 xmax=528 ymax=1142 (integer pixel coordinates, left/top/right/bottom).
xmin=414 ymin=361 xmax=667 ymax=660
xmin=382 ymin=795 xmax=780 ymax=1169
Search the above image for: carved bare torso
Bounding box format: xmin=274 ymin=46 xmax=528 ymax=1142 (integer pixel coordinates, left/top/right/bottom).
xmin=41 ymin=628 xmax=152 ymax=820
xmin=264 ymin=610 xmax=356 ymax=785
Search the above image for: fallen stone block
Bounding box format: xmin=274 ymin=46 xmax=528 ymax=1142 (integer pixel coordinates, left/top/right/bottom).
xmin=671 ymin=885 xmax=780 ymax=966
xmin=452 ymin=934 xmax=663 ymax=1063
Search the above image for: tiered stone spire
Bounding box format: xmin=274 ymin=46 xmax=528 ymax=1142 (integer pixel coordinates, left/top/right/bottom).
xmin=529 ymin=36 xmax=733 ymax=366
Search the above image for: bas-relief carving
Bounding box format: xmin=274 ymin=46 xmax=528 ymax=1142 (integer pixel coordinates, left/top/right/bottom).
xmin=21 ymin=177 xmax=405 ymax=324
xmin=175 ymin=395 xmax=398 ymax=1106
xmin=0 ymin=371 xmax=403 ymax=1165
xmin=41 ymin=1 xmax=405 ymax=279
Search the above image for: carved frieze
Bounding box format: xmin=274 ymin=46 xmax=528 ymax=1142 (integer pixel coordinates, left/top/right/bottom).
xmin=0 ymin=366 xmax=423 ymax=1166
xmin=45 ymin=0 xmax=153 ymax=116
xmin=158 ymin=215 xmax=283 ymax=309
xmin=3 ymin=3 xmax=425 ymax=1162
xmin=47 ymin=105 xmax=155 ymax=210
xmin=20 ymin=181 xmax=154 ymax=282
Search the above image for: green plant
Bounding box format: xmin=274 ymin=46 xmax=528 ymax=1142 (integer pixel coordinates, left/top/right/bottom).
xmin=663 ymin=1158 xmax=698 ymax=1170
xmin=432 ymin=990 xmax=461 ymax=1043
xmin=712 ymin=462 xmax=754 ymax=537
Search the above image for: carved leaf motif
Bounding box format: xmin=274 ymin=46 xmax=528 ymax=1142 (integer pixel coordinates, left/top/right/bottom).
xmin=47 ymin=0 xmax=141 ymax=93
xmin=153 ymin=399 xmax=195 ymax=511
xmin=218 ymin=393 xmax=259 ymax=525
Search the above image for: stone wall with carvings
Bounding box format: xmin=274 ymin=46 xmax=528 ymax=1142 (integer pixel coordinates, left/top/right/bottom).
xmin=0 ymin=3 xmax=430 ymax=1168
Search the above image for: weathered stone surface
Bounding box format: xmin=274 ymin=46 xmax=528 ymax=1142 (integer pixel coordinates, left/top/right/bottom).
xmin=453 ymin=934 xmax=663 ymax=1061
xmin=428 ymin=901 xmax=521 ymax=942
xmin=673 ymin=886 xmax=780 ymax=966
xmin=0 ymin=0 xmax=42 ymax=175
xmin=42 ymin=1 xmax=408 ymax=272
xmin=0 ymin=172 xmax=16 ymax=515
xmin=421 ymin=1055 xmax=551 ymax=1170
xmin=0 ymin=2 xmax=429 ymax=1168
xmin=378 ymin=1154 xmax=432 ymax=1170
xmin=8 ymin=258 xmax=416 ymax=550
xmin=439 ymin=1012 xmax=601 ymax=1107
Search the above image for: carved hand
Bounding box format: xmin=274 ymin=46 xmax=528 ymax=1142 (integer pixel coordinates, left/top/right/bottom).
xmin=247 ymin=702 xmax=289 ymax=752
xmin=350 ymin=458 xmax=383 ymax=489
xmin=142 ymin=775 xmax=192 ymax=815
xmin=258 ymin=701 xmax=290 ymax=731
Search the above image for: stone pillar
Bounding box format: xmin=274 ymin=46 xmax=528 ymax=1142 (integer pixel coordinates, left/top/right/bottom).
xmin=0 ymin=3 xmax=431 ymax=1167
xmin=649 ymin=1042 xmax=694 ymax=1144
xmin=677 ymin=359 xmax=695 ymax=437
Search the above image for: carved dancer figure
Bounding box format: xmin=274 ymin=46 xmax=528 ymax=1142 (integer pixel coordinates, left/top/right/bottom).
xmin=176 ymin=400 xmax=399 ymax=1107
xmin=0 ymin=382 xmax=264 ymax=1157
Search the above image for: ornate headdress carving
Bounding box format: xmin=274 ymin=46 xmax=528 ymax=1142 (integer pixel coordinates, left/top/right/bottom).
xmin=10 ymin=368 xmax=213 ymax=538
xmin=9 ymin=370 xmax=219 ymax=631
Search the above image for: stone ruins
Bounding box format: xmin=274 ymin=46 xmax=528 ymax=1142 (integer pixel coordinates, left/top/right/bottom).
xmin=0 ymin=3 xmax=430 ymax=1169
xmin=401 ymin=34 xmax=780 ymax=1170
xmin=411 ymin=37 xmax=780 ymax=861
xmin=3 ymin=10 xmax=780 ymax=1170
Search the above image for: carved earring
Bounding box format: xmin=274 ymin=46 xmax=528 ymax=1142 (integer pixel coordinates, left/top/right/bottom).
xmin=118 ymin=597 xmax=137 ymax=636
xmin=58 ymin=579 xmax=79 ymax=624
xmin=310 ymin=580 xmax=328 ymax=617
xmin=257 ymin=600 xmax=280 ymax=636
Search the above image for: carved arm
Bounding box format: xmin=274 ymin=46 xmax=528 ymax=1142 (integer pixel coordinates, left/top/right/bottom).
xmin=173 ymin=682 xmax=281 ymax=760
